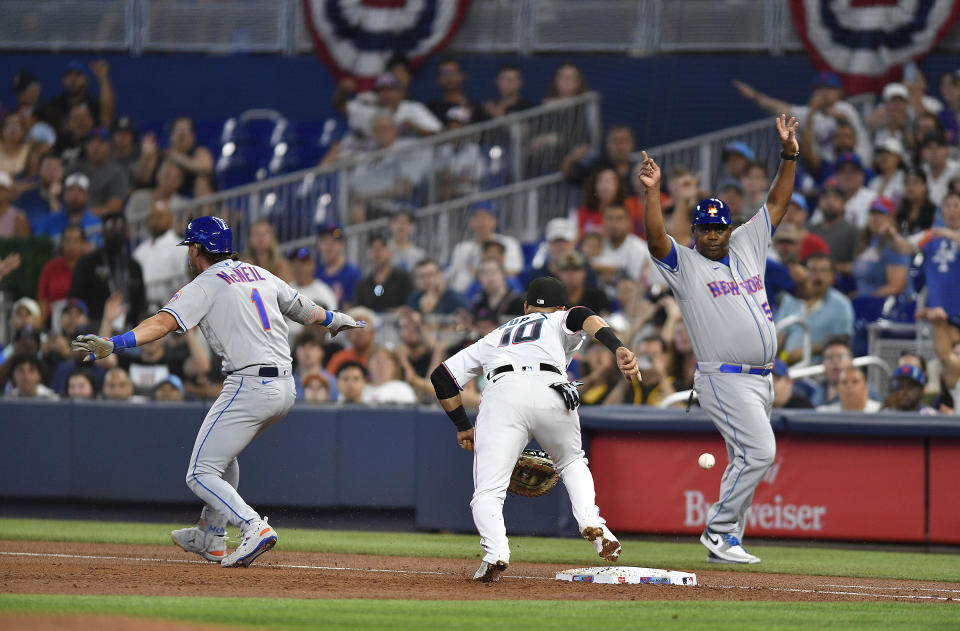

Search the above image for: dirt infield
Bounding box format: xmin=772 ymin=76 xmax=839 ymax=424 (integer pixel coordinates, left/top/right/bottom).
xmin=2 ymin=540 xmax=958 ymax=605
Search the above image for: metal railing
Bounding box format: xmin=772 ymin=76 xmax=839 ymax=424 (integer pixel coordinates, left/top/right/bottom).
xmin=658 ymin=355 xmax=894 ymax=409
xmin=154 ymin=92 xmax=600 ymax=253
xmin=634 ymin=94 xmax=875 ymax=194
xmin=281 ymin=172 xmax=571 ymax=277
xmin=6 ymin=0 xmax=960 ymax=55
xmin=775 ymin=314 xmax=812 ymax=368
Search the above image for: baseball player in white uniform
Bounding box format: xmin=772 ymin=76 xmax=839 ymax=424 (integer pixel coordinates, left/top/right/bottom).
xmin=430 ymin=276 xmax=640 ymax=582
xmin=73 ymin=216 xmax=364 ymax=568
xmin=640 ymin=115 xmax=800 ymax=564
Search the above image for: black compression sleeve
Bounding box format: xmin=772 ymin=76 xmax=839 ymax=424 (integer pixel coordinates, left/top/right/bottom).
xmin=565 ymin=306 xmax=596 ymax=332
xmin=445 ymin=405 xmax=473 ymax=432
xmin=430 ymin=364 xmax=461 ymax=400
xmin=595 ymin=326 xmax=625 ymax=353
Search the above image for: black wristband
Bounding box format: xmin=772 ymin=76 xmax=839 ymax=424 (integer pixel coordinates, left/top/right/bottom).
xmin=780 ymin=150 xmax=800 ymax=161
xmin=445 ymin=405 xmax=473 ymax=432
xmin=595 ymin=326 xmax=625 ymax=353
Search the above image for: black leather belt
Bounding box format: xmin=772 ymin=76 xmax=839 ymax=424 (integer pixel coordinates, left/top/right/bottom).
xmin=487 ymin=363 xmax=562 ymax=380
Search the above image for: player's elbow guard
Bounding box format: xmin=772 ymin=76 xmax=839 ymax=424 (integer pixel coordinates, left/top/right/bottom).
xmin=284 ymin=295 xmax=323 ymax=325
xmin=430 ymin=365 xmax=460 ymax=401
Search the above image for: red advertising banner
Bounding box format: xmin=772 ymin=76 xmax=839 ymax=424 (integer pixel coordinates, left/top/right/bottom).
xmin=928 ymin=439 xmax=960 ymax=544
xmin=591 ymin=432 xmax=926 ymax=542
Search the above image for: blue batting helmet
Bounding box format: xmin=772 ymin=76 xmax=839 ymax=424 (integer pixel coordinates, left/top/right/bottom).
xmin=178 ymin=216 xmax=232 ymax=253
xmin=691 ymin=198 xmax=732 ymax=227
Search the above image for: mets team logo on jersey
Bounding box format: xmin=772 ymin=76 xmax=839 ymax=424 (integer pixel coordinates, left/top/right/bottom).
xmin=706 ymin=274 xmax=764 ymax=298
xmin=167 ymin=288 xmax=184 ymax=305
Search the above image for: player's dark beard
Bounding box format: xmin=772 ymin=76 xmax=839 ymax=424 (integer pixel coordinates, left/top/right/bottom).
xmin=187 ymin=253 xmax=200 ymax=279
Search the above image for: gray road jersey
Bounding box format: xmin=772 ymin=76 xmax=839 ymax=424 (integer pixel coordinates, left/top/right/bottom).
xmin=442 ymin=310 xmax=587 ymax=388
xmin=161 ymin=259 xmax=295 ymax=373
xmin=652 ymin=206 xmax=778 ymax=366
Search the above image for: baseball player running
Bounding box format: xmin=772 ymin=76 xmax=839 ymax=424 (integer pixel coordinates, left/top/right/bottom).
xmin=641 ymin=115 xmax=799 ymax=564
xmin=72 ymin=216 xmax=364 ymax=568
xmin=430 ymin=276 xmax=639 ymax=582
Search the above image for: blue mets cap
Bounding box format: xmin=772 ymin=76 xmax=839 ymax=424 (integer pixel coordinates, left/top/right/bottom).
xmin=287 ymin=246 xmax=312 ymax=260
xmin=835 ymin=151 xmax=864 ymax=171
xmin=722 ymin=140 xmax=755 ymax=162
xmin=156 ymin=374 xmax=184 ymax=395
xmin=178 ymin=216 xmax=232 ymax=253
xmin=63 ymin=60 xmax=86 ymax=76
xmin=316 ymin=222 xmax=344 ymax=239
xmin=813 ymin=71 xmax=842 ymax=89
xmin=692 ymin=198 xmax=732 ymax=227
xmin=892 ymin=364 xmax=926 ymax=387
xmin=789 ymin=192 xmax=809 ymax=213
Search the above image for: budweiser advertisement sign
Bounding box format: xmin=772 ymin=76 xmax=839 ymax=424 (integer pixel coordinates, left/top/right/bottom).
xmin=590 ymin=432 xmax=926 ymax=542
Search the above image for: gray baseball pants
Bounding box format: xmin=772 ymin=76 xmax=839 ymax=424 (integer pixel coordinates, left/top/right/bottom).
xmin=185 ymin=374 xmax=296 ymax=529
xmin=694 ymin=369 xmax=776 ymax=539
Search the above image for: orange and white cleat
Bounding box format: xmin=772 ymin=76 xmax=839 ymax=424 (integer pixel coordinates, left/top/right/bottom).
xmin=220 ymin=518 xmax=277 ymax=568
xmin=170 ymin=525 xmax=227 ymax=563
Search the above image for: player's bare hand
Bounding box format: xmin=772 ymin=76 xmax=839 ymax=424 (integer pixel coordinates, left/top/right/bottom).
xmin=325 ymin=311 xmax=367 ymax=337
xmin=776 ymin=114 xmax=799 ymax=154
xmin=457 ymin=428 xmax=475 ymax=451
xmin=637 ymin=151 xmax=661 ymax=190
xmin=615 ymin=346 xmax=640 ymax=383
xmin=71 ymin=334 xmax=114 ymax=362
xmin=88 ymin=59 xmax=110 ymax=80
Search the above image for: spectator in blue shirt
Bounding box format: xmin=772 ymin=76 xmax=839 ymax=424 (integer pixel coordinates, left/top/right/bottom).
xmin=850 ymin=196 xmax=910 ymax=298
xmin=887 ymin=191 xmax=960 ymax=320
xmin=406 ymin=258 xmax=466 ymax=315
xmin=41 ymin=172 xmax=100 ymax=244
xmin=314 ymin=223 xmax=361 ymax=307
xmin=16 ymin=154 xmax=64 ymax=233
xmin=776 ymin=253 xmax=855 ymax=365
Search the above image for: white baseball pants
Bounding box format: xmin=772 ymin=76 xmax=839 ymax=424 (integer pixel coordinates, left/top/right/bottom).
xmin=694 ymin=370 xmax=776 ymax=539
xmin=470 ymin=372 xmax=607 ymax=565
xmin=185 ymin=374 xmax=296 ymax=529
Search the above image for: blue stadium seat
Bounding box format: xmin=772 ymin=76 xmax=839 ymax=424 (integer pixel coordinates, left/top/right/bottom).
xmin=193 ymin=119 xmax=224 ymax=152
xmin=268 ymin=142 xmax=305 ymax=176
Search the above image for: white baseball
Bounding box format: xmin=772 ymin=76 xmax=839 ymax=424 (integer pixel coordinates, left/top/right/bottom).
xmin=698 ymin=453 xmax=716 ymax=469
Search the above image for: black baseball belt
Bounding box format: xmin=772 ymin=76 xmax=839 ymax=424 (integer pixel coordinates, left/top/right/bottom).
xmin=486 ymin=363 xmax=563 ymax=381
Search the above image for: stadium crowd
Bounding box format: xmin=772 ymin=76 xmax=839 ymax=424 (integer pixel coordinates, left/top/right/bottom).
xmin=1 ymin=58 xmax=960 ymax=415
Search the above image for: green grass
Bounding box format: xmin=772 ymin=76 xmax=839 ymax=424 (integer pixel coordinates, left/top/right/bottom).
xmin=1 ymin=594 xmax=957 ymax=631
xmin=1 ymin=517 xmax=959 ymax=582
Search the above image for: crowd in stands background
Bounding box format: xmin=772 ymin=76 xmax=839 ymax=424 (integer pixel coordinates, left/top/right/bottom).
xmin=1 ymin=56 xmax=960 ymax=414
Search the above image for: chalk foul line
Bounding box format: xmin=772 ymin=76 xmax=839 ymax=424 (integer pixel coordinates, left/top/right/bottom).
xmin=1 ymin=550 xmax=956 ymax=602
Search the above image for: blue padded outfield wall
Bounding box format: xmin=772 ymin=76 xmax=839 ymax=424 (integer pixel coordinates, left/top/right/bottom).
xmin=2 ymin=401 xmax=959 ymax=542
xmin=2 ymin=52 xmax=960 ymax=148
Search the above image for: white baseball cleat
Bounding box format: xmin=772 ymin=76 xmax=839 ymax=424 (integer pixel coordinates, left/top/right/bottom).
xmin=170 ymin=526 xmax=226 ymax=563
xmin=221 ymin=518 xmax=277 ymax=568
xmin=473 ymin=560 xmax=508 ymax=583
xmin=582 ymin=525 xmax=621 ymax=562
xmin=700 ymin=530 xmax=760 ymax=564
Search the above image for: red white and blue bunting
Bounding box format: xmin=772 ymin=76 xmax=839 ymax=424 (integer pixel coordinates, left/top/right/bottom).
xmin=302 ymin=0 xmax=472 ymax=86
xmin=790 ymin=0 xmax=960 ymax=93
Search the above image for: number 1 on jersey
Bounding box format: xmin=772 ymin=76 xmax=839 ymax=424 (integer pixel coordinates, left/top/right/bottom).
xmin=250 ymin=288 xmax=271 ymax=330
